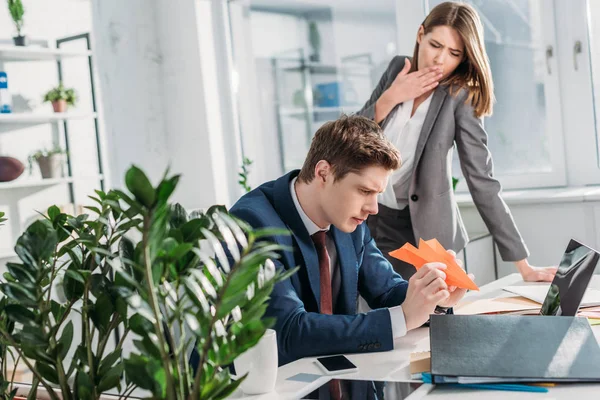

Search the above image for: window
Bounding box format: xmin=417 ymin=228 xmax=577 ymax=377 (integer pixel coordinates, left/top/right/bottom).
xmin=428 ymin=0 xmax=566 ymax=190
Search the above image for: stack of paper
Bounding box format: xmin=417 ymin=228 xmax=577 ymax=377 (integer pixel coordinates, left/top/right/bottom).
xmin=455 ymin=296 xmax=541 ymax=315
xmin=389 ymin=238 xmax=478 ymax=290
xmin=503 ymin=284 xmax=600 ymax=307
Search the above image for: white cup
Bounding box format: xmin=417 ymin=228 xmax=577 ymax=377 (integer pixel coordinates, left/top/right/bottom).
xmin=233 ymin=328 xmax=278 ymax=394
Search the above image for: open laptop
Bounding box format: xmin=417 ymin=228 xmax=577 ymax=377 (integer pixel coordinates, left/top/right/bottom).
xmin=539 ymin=239 xmax=600 ymax=316
xmin=502 ymin=239 xmax=600 ymax=316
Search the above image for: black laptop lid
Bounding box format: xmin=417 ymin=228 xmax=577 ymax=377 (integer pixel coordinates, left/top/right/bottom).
xmin=540 ymin=239 xmax=600 ymax=316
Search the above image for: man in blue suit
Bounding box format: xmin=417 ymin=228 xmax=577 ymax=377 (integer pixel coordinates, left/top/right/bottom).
xmin=231 ymin=115 xmax=471 ymax=367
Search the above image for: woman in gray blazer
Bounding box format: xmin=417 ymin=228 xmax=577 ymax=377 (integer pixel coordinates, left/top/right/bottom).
xmin=358 ymin=1 xmax=556 ymax=282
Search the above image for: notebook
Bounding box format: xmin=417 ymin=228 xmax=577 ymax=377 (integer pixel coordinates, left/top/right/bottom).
xmin=429 ymin=314 xmax=600 ymax=383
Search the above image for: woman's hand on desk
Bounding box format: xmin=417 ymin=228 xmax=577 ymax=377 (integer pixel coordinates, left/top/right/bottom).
xmin=516 ymin=259 xmax=558 ymax=282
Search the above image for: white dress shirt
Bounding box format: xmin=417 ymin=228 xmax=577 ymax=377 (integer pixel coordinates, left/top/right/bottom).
xmin=380 ymin=96 xmax=433 ymax=210
xmin=290 ymin=178 xmax=407 ymax=340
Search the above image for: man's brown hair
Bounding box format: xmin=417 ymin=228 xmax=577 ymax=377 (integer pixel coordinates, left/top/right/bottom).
xmin=297 ymin=114 xmax=401 ymax=183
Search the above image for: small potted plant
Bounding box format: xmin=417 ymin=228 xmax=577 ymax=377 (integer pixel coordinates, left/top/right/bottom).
xmin=43 ymin=83 xmax=77 ymax=113
xmin=28 ymin=147 xmax=66 ymax=179
xmin=7 ymin=0 xmax=26 ymax=47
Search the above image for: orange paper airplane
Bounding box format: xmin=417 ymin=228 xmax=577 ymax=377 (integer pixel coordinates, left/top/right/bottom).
xmin=389 ymin=238 xmax=479 ymax=291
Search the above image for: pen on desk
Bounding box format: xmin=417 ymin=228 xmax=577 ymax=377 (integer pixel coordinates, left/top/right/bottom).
xmin=452 ymin=383 xmax=549 ymax=393
xmin=420 ymin=375 xmax=549 ymax=393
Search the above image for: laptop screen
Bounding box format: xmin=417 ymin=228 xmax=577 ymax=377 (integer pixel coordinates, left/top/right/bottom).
xmin=540 ymin=239 xmax=600 ymax=316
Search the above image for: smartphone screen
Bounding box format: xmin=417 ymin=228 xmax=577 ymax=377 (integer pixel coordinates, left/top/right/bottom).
xmin=316 ymin=355 xmax=357 ymax=372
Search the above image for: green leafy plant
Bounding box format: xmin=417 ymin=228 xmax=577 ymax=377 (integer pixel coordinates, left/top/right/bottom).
xmin=7 ymin=0 xmax=24 ymax=37
xmin=27 ymin=146 xmax=66 ymax=173
xmin=0 ymin=165 xmax=296 ymax=400
xmin=238 ymin=157 xmax=253 ymax=193
xmin=43 ymin=83 xmax=77 ymax=106
xmin=1 ymin=212 xmax=19 ymax=400
xmin=0 ymin=297 xmax=18 ymax=400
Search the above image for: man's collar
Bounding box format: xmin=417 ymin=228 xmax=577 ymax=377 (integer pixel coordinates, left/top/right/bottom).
xmin=289 ymin=177 xmax=330 ymax=236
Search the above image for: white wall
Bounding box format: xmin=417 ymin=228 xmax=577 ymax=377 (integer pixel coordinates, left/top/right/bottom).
xmin=91 ymin=0 xmax=241 ymax=210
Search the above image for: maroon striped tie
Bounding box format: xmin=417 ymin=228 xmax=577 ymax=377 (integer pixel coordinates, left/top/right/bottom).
xmin=312 ymin=231 xmax=342 ymax=400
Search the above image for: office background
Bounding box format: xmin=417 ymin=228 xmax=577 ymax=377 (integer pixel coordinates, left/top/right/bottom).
xmin=2 ymin=0 xmax=600 ymax=283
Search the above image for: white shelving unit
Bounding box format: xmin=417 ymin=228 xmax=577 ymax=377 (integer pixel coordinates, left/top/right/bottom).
xmin=0 ymin=111 xmax=96 ymax=123
xmin=0 ymin=45 xmax=91 ymax=62
xmin=0 ymin=35 xmax=104 ymax=261
xmin=272 ymin=51 xmax=375 ymax=172
xmin=0 ymin=175 xmax=103 ymax=190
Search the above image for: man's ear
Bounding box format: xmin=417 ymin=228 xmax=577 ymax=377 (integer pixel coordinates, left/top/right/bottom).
xmin=314 ymin=160 xmax=331 ymax=184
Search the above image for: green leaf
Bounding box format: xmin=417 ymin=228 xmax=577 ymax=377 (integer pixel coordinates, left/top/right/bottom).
xmin=0 ymin=282 xmax=37 ymax=306
xmin=50 ymin=300 xmax=64 ymax=321
xmin=206 ymin=204 xmax=228 ymax=216
xmin=124 ymin=355 xmax=156 ymax=391
xmin=125 ymin=165 xmax=156 ymax=208
xmin=47 ymin=205 xmax=60 ymax=221
xmin=90 ymin=273 xmax=111 ymax=298
xmin=91 ymin=293 xmax=113 ymax=333
xmin=57 ymin=320 xmax=74 ymax=360
xmin=170 ymin=203 xmax=188 ymax=229
xmin=6 ymin=262 xmax=36 ymax=287
xmin=201 ymin=368 xmax=234 ymax=398
xmin=83 ymin=205 xmax=101 ymax=215
xmin=115 ymin=297 xmax=128 ymax=327
xmin=15 ymin=220 xmax=58 ymax=266
xmin=97 ymin=364 xmax=123 ymax=393
xmin=168 ymin=243 xmax=193 ymax=260
xmin=133 ymin=335 xmax=161 ymax=360
xmin=119 ymin=236 xmax=135 ymax=264
xmin=98 ymin=349 xmax=122 ymax=376
xmin=156 ymin=175 xmax=180 ymax=204
xmin=36 ymin=362 xmax=59 ymax=385
xmin=64 ymin=269 xmax=86 ymax=284
xmin=4 ymin=304 xmax=38 ymax=327
xmin=63 ymin=267 xmax=85 ymax=302
xmin=116 ymin=218 xmax=142 ymax=232
xmin=76 ymin=370 xmax=93 ymax=400
xmin=129 ymin=313 xmax=155 ymax=336
xmin=180 ymin=218 xmax=209 ymax=242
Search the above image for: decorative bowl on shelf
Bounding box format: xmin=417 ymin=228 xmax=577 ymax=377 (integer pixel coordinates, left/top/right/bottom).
xmin=0 ymin=156 xmax=25 ymax=182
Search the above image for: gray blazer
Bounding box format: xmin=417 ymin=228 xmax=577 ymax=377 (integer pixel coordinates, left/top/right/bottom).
xmin=358 ymin=55 xmax=528 ymax=261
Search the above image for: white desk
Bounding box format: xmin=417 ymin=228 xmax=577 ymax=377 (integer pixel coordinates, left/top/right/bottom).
xmin=232 ymin=274 xmax=600 ymax=399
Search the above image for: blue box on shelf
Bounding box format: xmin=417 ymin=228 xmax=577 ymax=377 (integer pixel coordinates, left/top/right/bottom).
xmin=314 ymin=82 xmax=341 ymax=107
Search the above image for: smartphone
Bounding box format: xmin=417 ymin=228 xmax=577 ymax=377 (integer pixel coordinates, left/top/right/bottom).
xmin=315 ymin=355 xmax=358 ymax=375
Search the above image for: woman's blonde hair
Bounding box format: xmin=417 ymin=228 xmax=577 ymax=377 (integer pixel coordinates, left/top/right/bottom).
xmin=411 ymin=1 xmax=494 ymax=117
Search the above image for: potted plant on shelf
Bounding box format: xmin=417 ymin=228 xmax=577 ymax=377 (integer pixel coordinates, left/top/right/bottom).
xmin=42 ymin=83 xmax=77 ymax=113
xmin=28 ymin=147 xmax=65 ymax=179
xmin=7 ymin=0 xmax=26 ymax=47
xmin=0 ymin=165 xmax=296 ymax=399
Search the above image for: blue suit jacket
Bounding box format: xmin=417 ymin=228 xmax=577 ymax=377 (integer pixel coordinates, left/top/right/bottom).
xmin=231 ymin=170 xmax=409 ymax=366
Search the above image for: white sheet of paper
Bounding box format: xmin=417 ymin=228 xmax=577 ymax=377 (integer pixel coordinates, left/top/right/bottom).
xmin=503 ymin=284 xmax=600 ymax=307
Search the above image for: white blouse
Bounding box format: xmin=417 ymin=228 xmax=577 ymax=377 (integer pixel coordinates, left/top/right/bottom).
xmin=379 ymin=95 xmax=433 ymax=210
